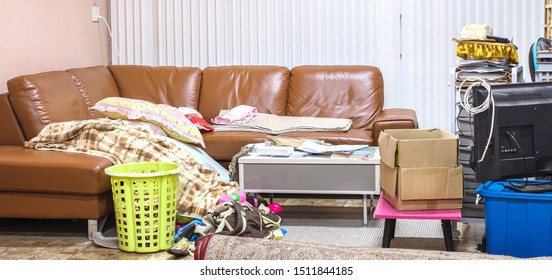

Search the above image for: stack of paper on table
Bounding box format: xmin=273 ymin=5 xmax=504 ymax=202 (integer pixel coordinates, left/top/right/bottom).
xmin=330 ymin=146 xmax=377 ymax=159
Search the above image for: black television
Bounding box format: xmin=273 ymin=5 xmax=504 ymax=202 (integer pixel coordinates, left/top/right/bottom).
xmin=471 ymin=81 xmax=552 ymax=192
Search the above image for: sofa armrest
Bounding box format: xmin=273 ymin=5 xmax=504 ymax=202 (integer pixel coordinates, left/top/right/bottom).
xmin=371 ymin=108 xmax=418 ymax=146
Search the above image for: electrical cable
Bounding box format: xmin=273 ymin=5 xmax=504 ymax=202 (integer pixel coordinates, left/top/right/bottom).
xmin=457 ymin=77 xmax=494 ymax=163
xmin=98 ymin=15 xmax=123 ymax=63
xmin=504 ymin=131 xmax=529 ymax=189
xmin=501 ymin=132 xmax=552 ymax=192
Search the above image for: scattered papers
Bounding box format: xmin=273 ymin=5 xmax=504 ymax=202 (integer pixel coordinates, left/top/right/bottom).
xmin=249 ymin=138 xmax=371 ymax=157
xmin=297 ymin=140 xmax=368 ymax=154
xmin=330 ymin=146 xmax=377 ymax=159
xmin=252 ymin=143 xmax=294 ymax=156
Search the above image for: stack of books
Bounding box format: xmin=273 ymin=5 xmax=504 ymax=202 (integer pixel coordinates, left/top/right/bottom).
xmin=452 ymin=37 xmax=522 ymax=86
xmin=455 ymin=59 xmax=515 ymax=85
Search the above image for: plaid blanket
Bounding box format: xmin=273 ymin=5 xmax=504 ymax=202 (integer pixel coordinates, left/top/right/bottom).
xmin=24 ymin=118 xmax=239 ymax=218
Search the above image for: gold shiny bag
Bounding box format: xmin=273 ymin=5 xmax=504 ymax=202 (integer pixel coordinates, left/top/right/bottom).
xmin=453 ymin=38 xmax=519 ymax=65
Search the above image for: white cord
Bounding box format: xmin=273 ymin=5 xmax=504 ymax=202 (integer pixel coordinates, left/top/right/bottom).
xmin=457 ymin=77 xmax=494 ymax=163
xmin=99 ymin=15 xmax=123 ymax=63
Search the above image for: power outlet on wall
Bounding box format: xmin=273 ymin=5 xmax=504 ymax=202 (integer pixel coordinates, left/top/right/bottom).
xmin=92 ymin=6 xmax=100 ymax=22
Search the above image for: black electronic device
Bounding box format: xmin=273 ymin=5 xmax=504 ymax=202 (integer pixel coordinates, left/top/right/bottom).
xmin=486 ymin=35 xmax=511 ymax=43
xmin=471 ymin=82 xmax=552 ymax=192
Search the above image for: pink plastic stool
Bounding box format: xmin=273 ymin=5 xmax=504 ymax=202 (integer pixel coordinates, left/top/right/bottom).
xmin=373 ymin=193 xmax=462 ymax=251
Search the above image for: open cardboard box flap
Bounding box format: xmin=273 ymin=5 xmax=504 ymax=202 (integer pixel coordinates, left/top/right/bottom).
xmin=378 ymin=128 xmax=459 ymax=168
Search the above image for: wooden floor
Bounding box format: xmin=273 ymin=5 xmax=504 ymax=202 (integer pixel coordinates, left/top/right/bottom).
xmin=0 ymin=196 xmax=486 ymax=260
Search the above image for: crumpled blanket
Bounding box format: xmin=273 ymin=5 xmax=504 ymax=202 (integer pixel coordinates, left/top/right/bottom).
xmin=24 ymin=118 xmax=239 ymax=218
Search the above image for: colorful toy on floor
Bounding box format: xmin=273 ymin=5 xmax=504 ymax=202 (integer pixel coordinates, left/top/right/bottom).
xmin=174 ymin=218 xmax=203 ymax=242
xmin=268 ymin=226 xmax=288 ymax=240
xmin=217 ymin=191 xmax=252 ymax=206
xmin=267 ymin=203 xmax=283 ymax=213
xmin=167 ymin=237 xmax=194 ymax=257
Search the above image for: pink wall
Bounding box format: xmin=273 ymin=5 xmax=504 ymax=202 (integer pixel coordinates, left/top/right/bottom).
xmin=0 ymin=0 xmax=110 ymax=93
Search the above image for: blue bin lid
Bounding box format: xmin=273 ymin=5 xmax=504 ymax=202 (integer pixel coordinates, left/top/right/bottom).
xmin=476 ymin=180 xmax=552 ymax=201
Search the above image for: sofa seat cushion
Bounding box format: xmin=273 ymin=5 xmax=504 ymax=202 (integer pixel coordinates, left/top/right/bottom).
xmin=0 ymin=191 xmax=113 ymax=219
xmin=0 ymin=147 xmax=112 ymax=195
xmin=202 ymin=129 xmax=372 ymax=161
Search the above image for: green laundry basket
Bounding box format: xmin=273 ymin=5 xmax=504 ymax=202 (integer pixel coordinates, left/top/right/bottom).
xmin=105 ymin=162 xmax=183 ymax=253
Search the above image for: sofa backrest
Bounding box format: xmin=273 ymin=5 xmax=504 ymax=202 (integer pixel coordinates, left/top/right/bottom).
xmin=108 ymin=65 xmax=202 ymax=109
xmin=67 ymin=66 xmax=120 ymax=119
xmin=288 ymin=65 xmax=384 ymax=130
xmin=0 ymin=93 xmax=25 ymax=146
xmin=198 ymin=66 xmax=290 ymax=122
xmin=6 ymin=65 xmax=203 ymax=141
xmin=7 ymin=68 xmax=104 ymax=140
xmin=4 ymin=64 xmax=384 ymax=142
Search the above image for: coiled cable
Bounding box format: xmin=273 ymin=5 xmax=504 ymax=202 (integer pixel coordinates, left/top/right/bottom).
xmin=457 ymin=77 xmax=494 ymax=163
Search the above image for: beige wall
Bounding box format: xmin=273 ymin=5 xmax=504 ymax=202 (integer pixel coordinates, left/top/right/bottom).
xmin=0 ymin=0 xmax=110 ymax=93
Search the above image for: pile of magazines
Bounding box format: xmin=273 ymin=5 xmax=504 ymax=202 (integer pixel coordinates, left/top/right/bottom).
xmin=452 ymin=24 xmax=520 ymax=86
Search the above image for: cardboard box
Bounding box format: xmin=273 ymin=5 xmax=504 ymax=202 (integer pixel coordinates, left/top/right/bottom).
xmin=379 ymin=163 xmax=464 ymax=210
xmin=382 ymin=191 xmax=463 ymax=211
xmin=379 ymin=128 xmax=459 ymax=168
xmin=378 ymin=128 xmax=463 ymax=210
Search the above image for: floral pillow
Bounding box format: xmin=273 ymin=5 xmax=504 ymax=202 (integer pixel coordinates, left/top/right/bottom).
xmin=91 ymin=97 xmax=205 ymax=147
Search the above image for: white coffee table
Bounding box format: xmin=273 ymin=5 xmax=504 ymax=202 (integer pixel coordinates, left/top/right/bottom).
xmin=238 ymin=147 xmax=380 ymax=225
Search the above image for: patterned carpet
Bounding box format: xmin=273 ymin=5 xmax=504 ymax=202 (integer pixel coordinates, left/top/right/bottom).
xmin=195 ymin=234 xmax=523 ymax=260
xmin=194 ymin=206 xmax=551 ymax=260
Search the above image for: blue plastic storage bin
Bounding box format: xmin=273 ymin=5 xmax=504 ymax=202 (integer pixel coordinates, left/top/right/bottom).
xmin=476 ymin=180 xmax=552 ymax=258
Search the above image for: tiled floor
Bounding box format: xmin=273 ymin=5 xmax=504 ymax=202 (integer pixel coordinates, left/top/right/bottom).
xmin=0 ymin=196 xmax=486 ymax=260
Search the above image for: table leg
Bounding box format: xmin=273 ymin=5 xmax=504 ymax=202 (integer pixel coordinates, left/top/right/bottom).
xmin=382 ymin=218 xmax=396 ymax=248
xmin=363 ymin=194 xmax=367 ymax=225
xmin=390 ymin=218 xmax=396 ymax=238
xmin=370 ymin=194 xmax=374 ymax=208
xmin=441 ymin=220 xmax=455 ymax=251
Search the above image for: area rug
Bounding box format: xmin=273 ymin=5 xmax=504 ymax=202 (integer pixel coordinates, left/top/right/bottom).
xmin=194 ymin=234 xmax=525 ymax=260
xmin=193 ymin=207 xmax=552 ymax=260
xmin=94 ymin=206 xmax=450 ymax=251
xmin=279 ymin=206 xmax=447 ymax=251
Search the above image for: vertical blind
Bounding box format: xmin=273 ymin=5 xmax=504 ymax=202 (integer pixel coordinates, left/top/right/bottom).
xmin=109 ymin=0 xmax=543 ymax=131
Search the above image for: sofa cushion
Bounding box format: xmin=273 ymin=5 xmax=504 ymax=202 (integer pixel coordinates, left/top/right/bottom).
xmin=288 ymin=65 xmax=384 ymax=130
xmin=108 ymin=65 xmax=202 ymax=108
xmin=0 ymin=191 xmax=113 ymax=219
xmin=198 ymin=66 xmax=290 ymax=122
xmin=0 ymin=93 xmax=25 ymax=146
xmin=0 ymin=146 xmax=112 ymax=195
xmin=7 ymin=71 xmax=92 ymax=140
xmin=67 ymin=66 xmax=120 ymax=119
xmin=91 ymin=97 xmax=205 ymax=147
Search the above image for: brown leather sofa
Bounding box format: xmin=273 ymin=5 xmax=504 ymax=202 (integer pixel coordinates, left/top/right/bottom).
xmin=0 ymin=65 xmax=418 ymax=239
